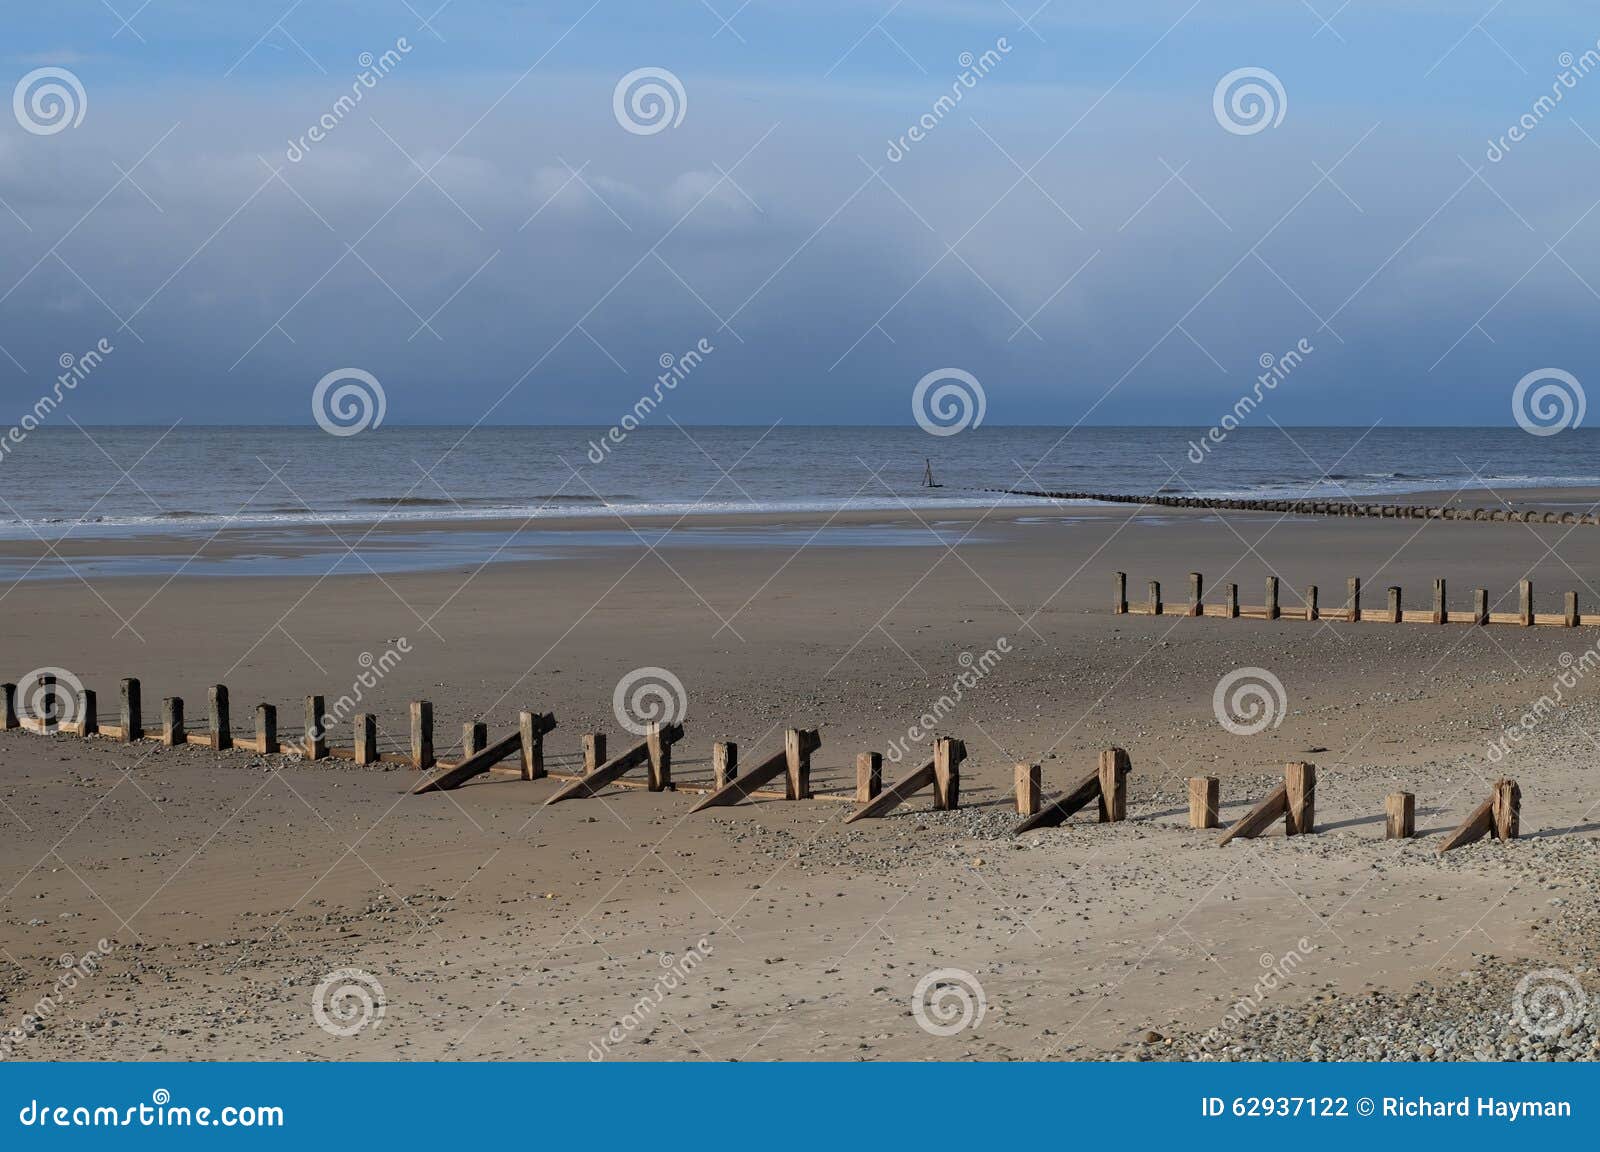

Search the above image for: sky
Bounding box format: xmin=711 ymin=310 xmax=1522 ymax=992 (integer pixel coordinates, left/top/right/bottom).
xmin=3 ymin=1 xmax=1600 ymax=426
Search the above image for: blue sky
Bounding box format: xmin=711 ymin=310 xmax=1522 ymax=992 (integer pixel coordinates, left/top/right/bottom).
xmin=3 ymin=2 xmax=1600 ymax=425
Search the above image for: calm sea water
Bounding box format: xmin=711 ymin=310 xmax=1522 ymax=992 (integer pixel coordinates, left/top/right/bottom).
xmin=1 ymin=425 xmax=1596 ymax=540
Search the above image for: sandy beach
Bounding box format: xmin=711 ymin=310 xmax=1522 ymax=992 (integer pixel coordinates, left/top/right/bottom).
xmin=1 ymin=498 xmax=1597 ymax=1061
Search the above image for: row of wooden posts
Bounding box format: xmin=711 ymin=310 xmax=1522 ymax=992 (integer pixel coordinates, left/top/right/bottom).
xmin=993 ymin=486 xmax=1591 ymax=525
xmin=3 ymin=677 xmax=1521 ymax=851
xmin=1115 ymin=572 xmax=1597 ymax=627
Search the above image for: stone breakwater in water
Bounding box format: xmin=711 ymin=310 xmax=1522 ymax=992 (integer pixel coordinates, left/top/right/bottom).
xmin=991 ymin=489 xmax=1600 ymax=525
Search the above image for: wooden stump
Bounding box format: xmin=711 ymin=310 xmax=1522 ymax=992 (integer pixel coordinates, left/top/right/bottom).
xmin=355 ymin=714 xmax=378 ymax=766
xmin=715 ymin=741 xmax=739 ymax=789
xmin=78 ymin=690 xmax=97 ymax=737
xmin=1096 ymin=747 xmax=1129 ymax=822
xmin=1188 ymin=572 xmax=1203 ymax=617
xmin=1285 ymin=761 xmax=1316 ymax=835
xmin=256 ymin=704 xmax=277 ymax=755
xmin=121 ymin=678 xmax=142 ymax=743
xmin=1 ymin=684 xmax=15 ymax=730
xmin=648 ymin=721 xmax=673 ymax=792
xmin=785 ymin=728 xmax=821 ymax=800
xmin=209 ymin=684 xmax=231 ymax=751
xmin=1432 ymin=578 xmax=1446 ymax=625
xmin=519 ymin=711 xmax=547 ymax=780
xmin=410 ymin=700 xmax=434 ymax=769
xmin=1113 ymin=571 xmax=1127 ymax=614
xmin=1347 ymin=576 xmax=1361 ymax=623
xmin=932 ymin=737 xmax=965 ymax=810
xmin=856 ymin=751 xmax=882 ymax=802
xmin=162 ymin=697 xmax=184 ymax=747
xmin=1304 ymin=585 xmax=1318 ymax=622
xmin=583 ymin=733 xmax=606 ymax=774
xmin=1148 ymin=580 xmax=1162 ymax=615
xmin=1387 ymin=586 xmax=1401 ymax=623
xmin=1225 ymin=583 xmax=1239 ymax=618
xmin=1566 ymin=591 xmax=1579 ymax=628
xmin=1015 ymin=763 xmax=1041 ymax=816
xmin=1188 ymin=776 xmax=1219 ymax=829
xmin=1520 ymin=579 xmax=1533 ymax=626
xmin=1493 ymin=778 xmax=1520 ymax=841
xmin=1474 ymin=588 xmax=1488 ymax=625
xmin=463 ymin=721 xmax=487 ymax=758
xmin=304 ymin=695 xmax=327 ymax=760
xmin=1385 ymin=792 xmax=1414 ymax=839
xmin=1265 ymin=576 xmax=1279 ymax=621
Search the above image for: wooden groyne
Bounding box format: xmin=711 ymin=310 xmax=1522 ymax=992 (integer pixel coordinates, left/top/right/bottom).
xmin=993 ymin=487 xmax=1595 ymax=525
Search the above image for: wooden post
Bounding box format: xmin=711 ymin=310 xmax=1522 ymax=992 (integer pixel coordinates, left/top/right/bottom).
xmin=715 ymin=742 xmax=739 ymax=790
xmin=1096 ymin=746 xmax=1129 ymax=822
xmin=78 ymin=690 xmax=97 ymax=737
xmin=1225 ymin=583 xmax=1239 ymax=618
xmin=304 ymin=695 xmax=327 ymax=760
xmin=40 ymin=673 xmax=57 ymax=731
xmin=355 ymin=714 xmax=378 ymax=765
xmin=1305 ymin=585 xmax=1318 ymax=622
xmin=785 ymin=727 xmax=814 ymax=800
xmin=1474 ymin=588 xmax=1488 ymax=625
xmin=1565 ymin=591 xmax=1579 ymax=628
xmin=120 ymin=678 xmax=142 ymax=742
xmin=1148 ymin=580 xmax=1161 ymax=615
xmin=1387 ymin=586 xmax=1401 ymax=623
xmin=162 ymin=697 xmax=184 ymax=746
xmin=582 ymin=733 xmax=606 ymax=774
xmin=855 ymin=751 xmax=882 ymax=802
xmin=1433 ymin=578 xmax=1446 ymax=625
xmin=1265 ymin=576 xmax=1279 ymax=621
xmin=463 ymin=721 xmax=486 ymax=758
xmin=647 ymin=721 xmax=673 ymax=791
xmin=256 ymin=704 xmax=276 ymax=755
xmin=932 ymin=736 xmax=965 ymax=810
xmin=1188 ymin=776 xmax=1219 ymax=829
xmin=1520 ymin=579 xmax=1533 ymax=626
xmin=1285 ymin=761 xmax=1316 ymax=835
xmin=1 ymin=684 xmax=15 ymax=730
xmin=209 ymin=684 xmax=231 ymax=750
xmin=1188 ymin=572 xmax=1203 ymax=617
xmin=1015 ymin=763 xmax=1041 ymax=816
xmin=410 ymin=700 xmax=434 ymax=769
xmin=1114 ymin=571 xmax=1127 ymax=614
xmin=1385 ymin=792 xmax=1414 ymax=839
xmin=1493 ymin=778 xmax=1520 ymax=841
xmin=1347 ymin=577 xmax=1361 ymax=623
xmin=519 ymin=711 xmax=546 ymax=780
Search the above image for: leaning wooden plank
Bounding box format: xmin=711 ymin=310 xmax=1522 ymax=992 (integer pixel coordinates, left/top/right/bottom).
xmin=1012 ymin=767 xmax=1101 ymax=834
xmin=844 ymin=760 xmax=936 ymax=824
xmin=1217 ymin=781 xmax=1289 ymax=846
xmin=690 ymin=748 xmax=788 ymax=812
xmin=547 ymin=722 xmax=682 ymax=802
xmin=410 ymin=728 xmax=529 ymax=794
xmin=1437 ymin=794 xmax=1496 ymax=854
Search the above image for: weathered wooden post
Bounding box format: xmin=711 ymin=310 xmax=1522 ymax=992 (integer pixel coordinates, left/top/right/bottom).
xmin=1493 ymin=778 xmax=1520 ymax=840
xmin=304 ymin=695 xmax=327 ymax=760
xmin=1347 ymin=577 xmax=1361 ymax=623
xmin=1 ymin=684 xmax=15 ymax=730
xmin=1188 ymin=572 xmax=1203 ymax=616
xmin=1385 ymin=792 xmax=1414 ymax=839
xmin=1387 ymin=586 xmax=1402 ymax=623
xmin=519 ymin=711 xmax=547 ymax=780
xmin=162 ymin=697 xmax=184 ymax=746
xmin=78 ymin=690 xmax=97 ymax=736
xmin=715 ymin=742 xmax=739 ymax=789
xmin=1147 ymin=580 xmax=1162 ymax=615
xmin=256 ymin=704 xmax=276 ymax=755
xmin=209 ymin=684 xmax=231 ymax=751
xmin=1015 ymin=762 xmax=1041 ymax=816
xmin=785 ymin=727 xmax=814 ymax=800
xmin=355 ymin=714 xmax=378 ymax=765
xmin=463 ymin=721 xmax=486 ymax=758
xmin=1265 ymin=576 xmax=1280 ymax=621
xmin=40 ymin=673 xmax=57 ymax=731
xmin=1432 ymin=578 xmax=1446 ymax=625
xmin=1113 ymin=571 xmax=1127 ymax=614
xmin=121 ymin=678 xmax=142 ymax=742
xmin=1225 ymin=583 xmax=1239 ymax=618
xmin=1188 ymin=776 xmax=1219 ymax=829
xmin=1097 ymin=747 xmax=1130 ymax=822
xmin=1565 ymin=591 xmax=1579 ymax=628
xmin=1285 ymin=761 xmax=1316 ymax=835
xmin=582 ymin=733 xmax=606 ymax=774
xmin=1474 ymin=588 xmax=1489 ymax=625
xmin=647 ymin=721 xmax=673 ymax=791
xmin=1520 ymin=579 xmax=1534 ymax=626
xmin=932 ymin=736 xmax=965 ymax=810
xmin=1305 ymin=585 xmax=1318 ymax=622
xmin=855 ymin=751 xmax=881 ymax=802
xmin=410 ymin=701 xmax=434 ymax=769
